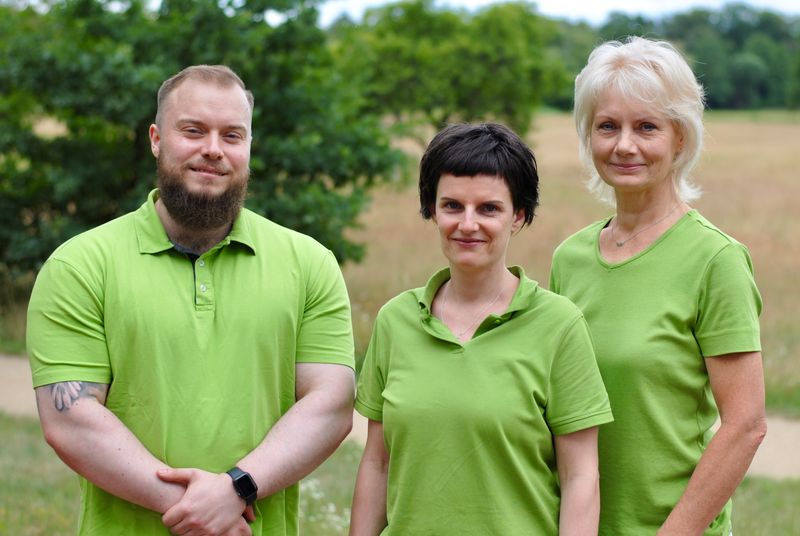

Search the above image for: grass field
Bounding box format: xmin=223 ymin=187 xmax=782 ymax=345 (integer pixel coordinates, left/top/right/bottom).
xmin=341 ymin=110 xmax=800 ymax=416
xmin=1 ymin=411 xmax=798 ymax=534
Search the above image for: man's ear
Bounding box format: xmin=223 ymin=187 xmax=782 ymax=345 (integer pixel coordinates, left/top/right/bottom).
xmin=149 ymin=124 xmax=161 ymax=158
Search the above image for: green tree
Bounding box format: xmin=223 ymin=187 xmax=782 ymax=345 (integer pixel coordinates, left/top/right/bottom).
xmin=0 ymin=0 xmax=401 ymax=277
xmin=744 ymin=33 xmax=789 ymax=106
xmin=682 ymin=27 xmax=733 ymax=109
xmin=728 ymin=52 xmax=770 ymax=108
xmin=788 ymin=48 xmax=800 ymax=108
xmin=541 ymin=20 xmax=599 ymax=110
xmin=598 ymin=11 xmax=658 ymax=41
xmin=330 ymin=0 xmax=551 ymax=137
xmin=662 ymin=8 xmax=716 ymax=42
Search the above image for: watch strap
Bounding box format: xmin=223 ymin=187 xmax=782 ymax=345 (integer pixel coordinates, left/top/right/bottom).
xmin=226 ymin=466 xmax=258 ymax=506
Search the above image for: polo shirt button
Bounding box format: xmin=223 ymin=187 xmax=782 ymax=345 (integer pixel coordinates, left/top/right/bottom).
xmin=198 ymin=259 xmax=205 ymax=267
xmin=200 ymin=284 xmax=207 ymax=292
xmin=494 ymin=319 xmax=502 ymax=324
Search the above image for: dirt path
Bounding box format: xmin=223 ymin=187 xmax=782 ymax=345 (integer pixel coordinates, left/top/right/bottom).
xmin=3 ymin=354 xmax=797 ymax=479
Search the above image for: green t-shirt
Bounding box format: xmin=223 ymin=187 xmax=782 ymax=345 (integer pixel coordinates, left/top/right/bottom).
xmin=27 ymin=190 xmax=355 ymax=536
xmin=356 ymin=266 xmax=613 ymax=535
xmin=549 ymin=210 xmax=762 ymax=536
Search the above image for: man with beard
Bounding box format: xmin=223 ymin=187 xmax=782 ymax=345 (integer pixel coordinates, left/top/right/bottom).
xmin=26 ymin=65 xmax=356 ymax=536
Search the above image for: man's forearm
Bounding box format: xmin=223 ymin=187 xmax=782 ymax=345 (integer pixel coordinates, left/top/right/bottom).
xmin=35 ymin=383 xmax=185 ymax=513
xmin=237 ymin=364 xmax=354 ymax=498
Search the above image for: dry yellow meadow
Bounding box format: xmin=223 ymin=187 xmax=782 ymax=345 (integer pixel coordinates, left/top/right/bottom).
xmin=342 ymin=111 xmax=800 ymax=415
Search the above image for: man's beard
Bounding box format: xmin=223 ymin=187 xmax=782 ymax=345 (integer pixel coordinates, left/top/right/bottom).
xmin=157 ymin=157 xmax=249 ymax=231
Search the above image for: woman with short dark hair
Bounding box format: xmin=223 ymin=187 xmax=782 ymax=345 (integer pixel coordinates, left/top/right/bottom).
xmin=350 ymin=122 xmax=613 ymax=535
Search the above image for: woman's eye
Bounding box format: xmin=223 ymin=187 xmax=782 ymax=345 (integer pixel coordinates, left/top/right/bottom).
xmin=640 ymin=123 xmax=657 ymax=132
xmin=597 ymin=122 xmax=615 ymax=131
xmin=482 ymin=204 xmax=499 ymax=213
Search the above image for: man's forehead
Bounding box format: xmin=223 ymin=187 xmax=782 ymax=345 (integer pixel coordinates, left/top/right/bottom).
xmin=165 ymin=80 xmax=252 ymax=124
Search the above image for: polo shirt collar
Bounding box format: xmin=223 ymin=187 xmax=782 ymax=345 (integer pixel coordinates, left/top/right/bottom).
xmin=134 ymin=189 xmax=256 ymax=255
xmin=417 ymin=265 xmax=538 ymax=322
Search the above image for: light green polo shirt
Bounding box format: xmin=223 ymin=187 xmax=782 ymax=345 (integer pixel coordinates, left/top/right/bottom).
xmin=356 ymin=267 xmax=613 ymax=535
xmin=549 ymin=210 xmax=762 ymax=536
xmin=27 ymin=190 xmax=355 ymax=536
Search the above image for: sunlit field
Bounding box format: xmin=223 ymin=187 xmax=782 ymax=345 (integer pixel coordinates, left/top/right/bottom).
xmin=342 ymin=110 xmax=800 ymax=416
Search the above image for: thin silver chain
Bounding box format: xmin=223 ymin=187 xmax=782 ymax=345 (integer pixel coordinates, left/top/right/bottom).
xmin=610 ymin=204 xmax=680 ymax=248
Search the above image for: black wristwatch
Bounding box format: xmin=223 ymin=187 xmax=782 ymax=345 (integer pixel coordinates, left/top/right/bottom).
xmin=226 ymin=466 xmax=258 ymax=506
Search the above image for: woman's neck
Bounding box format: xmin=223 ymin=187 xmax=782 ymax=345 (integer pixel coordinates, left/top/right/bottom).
xmin=446 ymin=263 xmax=517 ymax=303
xmin=613 ymin=188 xmax=686 ymax=232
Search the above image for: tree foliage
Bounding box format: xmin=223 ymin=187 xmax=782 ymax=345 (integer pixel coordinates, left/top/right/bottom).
xmin=0 ymin=0 xmax=402 ymax=278
xmin=329 ymin=0 xmax=557 ymax=137
xmin=329 ymin=0 xmax=799 ymax=124
xmin=2 ymin=1 xmax=799 ymax=283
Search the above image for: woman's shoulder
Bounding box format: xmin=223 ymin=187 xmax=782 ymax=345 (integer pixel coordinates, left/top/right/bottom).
xmin=680 ymin=210 xmax=752 ymax=258
xmin=373 ymin=285 xmax=428 ymax=323
xmin=519 ymin=279 xmax=585 ymax=325
xmin=555 ymin=217 xmax=609 ymax=247
xmin=551 ymin=217 xmax=608 ymax=263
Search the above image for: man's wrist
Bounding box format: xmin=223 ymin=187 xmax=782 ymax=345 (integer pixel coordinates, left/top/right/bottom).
xmin=226 ymin=466 xmax=258 ymax=506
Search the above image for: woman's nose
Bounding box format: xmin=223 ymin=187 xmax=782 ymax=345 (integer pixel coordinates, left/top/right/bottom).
xmin=458 ymin=210 xmax=479 ymax=232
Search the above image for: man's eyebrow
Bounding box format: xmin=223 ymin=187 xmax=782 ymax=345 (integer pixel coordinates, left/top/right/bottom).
xmin=175 ymin=118 xmax=248 ymax=132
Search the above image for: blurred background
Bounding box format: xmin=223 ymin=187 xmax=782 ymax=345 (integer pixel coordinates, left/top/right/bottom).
xmin=1 ymin=0 xmax=798 ymax=533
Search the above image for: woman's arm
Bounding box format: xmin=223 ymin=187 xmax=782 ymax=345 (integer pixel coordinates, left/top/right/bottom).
xmin=658 ymin=351 xmax=767 ymax=535
xmin=555 ymin=426 xmax=600 ymax=536
xmin=349 ymin=419 xmax=390 ymax=536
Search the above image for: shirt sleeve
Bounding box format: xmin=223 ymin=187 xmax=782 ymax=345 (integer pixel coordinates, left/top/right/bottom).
xmin=26 ymin=257 xmax=112 ymax=388
xmin=548 ymin=251 xmax=561 ymax=293
xmin=695 ymin=242 xmax=762 ymax=357
xmin=354 ymin=311 xmax=387 ymax=422
xmin=546 ymin=314 xmax=613 ymax=435
xmin=295 ymin=249 xmax=355 ymax=368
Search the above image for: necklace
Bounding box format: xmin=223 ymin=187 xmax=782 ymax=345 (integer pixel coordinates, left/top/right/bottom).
xmin=610 ymin=204 xmax=680 ymax=248
xmin=441 ymin=281 xmax=504 ymax=339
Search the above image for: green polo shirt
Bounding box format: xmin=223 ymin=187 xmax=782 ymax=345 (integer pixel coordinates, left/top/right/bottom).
xmin=27 ymin=190 xmax=354 ymax=536
xmin=355 ymin=267 xmax=612 ymax=535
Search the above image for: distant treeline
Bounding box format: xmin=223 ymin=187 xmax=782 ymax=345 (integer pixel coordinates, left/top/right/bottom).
xmin=328 ymin=0 xmax=800 ymax=134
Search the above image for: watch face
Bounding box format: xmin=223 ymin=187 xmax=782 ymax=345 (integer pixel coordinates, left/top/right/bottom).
xmin=235 ymin=473 xmax=258 ymax=498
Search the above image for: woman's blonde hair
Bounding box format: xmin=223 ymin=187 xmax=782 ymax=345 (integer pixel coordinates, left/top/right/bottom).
xmin=573 ymin=37 xmax=705 ymax=206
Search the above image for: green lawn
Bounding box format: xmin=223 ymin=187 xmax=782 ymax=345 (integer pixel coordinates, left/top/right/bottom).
xmin=2 ymin=411 xmax=798 ymax=535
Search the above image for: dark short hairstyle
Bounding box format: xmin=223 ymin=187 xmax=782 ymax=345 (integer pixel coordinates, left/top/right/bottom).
xmin=419 ymin=123 xmax=539 ymax=226
xmin=155 ymin=64 xmax=254 ymax=126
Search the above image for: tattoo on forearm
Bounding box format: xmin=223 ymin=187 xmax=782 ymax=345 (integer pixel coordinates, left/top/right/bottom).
xmin=48 ymin=381 xmax=105 ymax=412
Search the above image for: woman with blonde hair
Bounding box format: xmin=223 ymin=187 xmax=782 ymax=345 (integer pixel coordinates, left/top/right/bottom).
xmin=550 ymin=37 xmax=766 ymax=535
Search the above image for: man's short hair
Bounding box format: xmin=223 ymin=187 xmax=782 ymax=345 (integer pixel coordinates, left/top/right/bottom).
xmin=155 ymin=65 xmax=254 ymax=126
